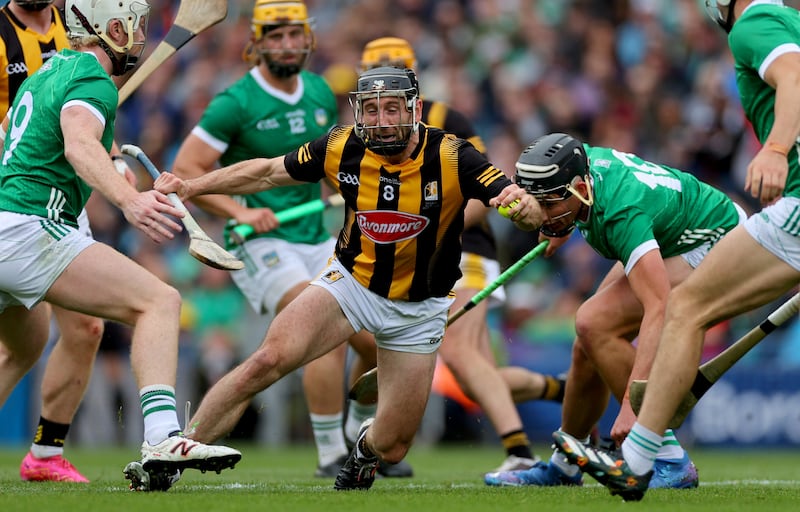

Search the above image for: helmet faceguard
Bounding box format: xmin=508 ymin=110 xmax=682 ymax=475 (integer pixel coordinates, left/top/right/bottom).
xmin=350 ymin=66 xmax=420 ymax=156
xmin=515 ymin=133 xmax=593 ymax=238
xmin=13 ymin=0 xmax=54 ymax=12
xmin=704 ymin=0 xmax=737 ymax=33
xmin=359 ymin=37 xmax=418 ymax=72
xmin=66 ymin=0 xmax=149 ymax=76
xmin=249 ymin=0 xmax=315 ymax=77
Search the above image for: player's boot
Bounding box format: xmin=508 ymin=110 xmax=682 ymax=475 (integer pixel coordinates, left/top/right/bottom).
xmin=124 ymin=461 xmax=181 ymax=492
xmin=20 ymin=452 xmax=89 ymax=483
xmin=552 ymin=430 xmax=652 ymax=502
xmin=650 ymin=452 xmax=699 ymax=489
xmin=485 ymin=460 xmax=583 ymax=487
xmin=140 ymin=433 xmax=241 ymax=476
xmin=492 ymin=454 xmax=541 ymax=473
xmin=334 ymin=418 xmax=379 ymax=490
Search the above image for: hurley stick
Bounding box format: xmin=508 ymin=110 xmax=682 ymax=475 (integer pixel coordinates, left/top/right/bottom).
xmin=118 ymin=0 xmax=228 ymax=105
xmin=120 ymin=144 xmax=244 ymax=271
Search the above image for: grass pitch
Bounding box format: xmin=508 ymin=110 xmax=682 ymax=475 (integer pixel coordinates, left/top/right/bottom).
xmin=1 ymin=444 xmax=799 ymax=511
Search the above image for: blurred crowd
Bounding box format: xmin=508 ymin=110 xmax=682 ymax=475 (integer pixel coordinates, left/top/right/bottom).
xmin=32 ymin=0 xmax=800 ymax=446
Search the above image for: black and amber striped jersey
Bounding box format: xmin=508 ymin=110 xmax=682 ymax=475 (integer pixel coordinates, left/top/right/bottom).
xmin=0 ymin=5 xmax=68 ymax=116
xmin=284 ymin=124 xmax=512 ymax=302
xmin=422 ymin=98 xmax=496 ymax=260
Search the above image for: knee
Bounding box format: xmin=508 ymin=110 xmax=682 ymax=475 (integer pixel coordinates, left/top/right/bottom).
xmin=574 ymin=309 xmax=601 ymax=355
xmin=665 ymin=285 xmax=702 ymax=326
xmin=153 ymin=284 xmax=182 ymax=316
xmin=373 ymin=437 xmax=411 ymax=465
xmin=66 ymin=315 xmax=105 ymax=348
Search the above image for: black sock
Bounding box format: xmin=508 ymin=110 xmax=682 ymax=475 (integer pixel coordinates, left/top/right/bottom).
xmin=33 ymin=417 xmax=70 ymax=448
xmin=541 ymin=375 xmax=566 ymax=403
xmin=501 ymin=430 xmax=533 ymax=459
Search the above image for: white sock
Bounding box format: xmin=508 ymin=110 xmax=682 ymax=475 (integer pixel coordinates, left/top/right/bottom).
xmin=140 ymin=385 xmax=181 ymax=446
xmin=310 ymin=412 xmax=348 ymax=466
xmin=345 ymin=401 xmax=376 ymax=445
xmin=548 ymin=429 xmax=588 ymax=477
xmin=550 ymin=449 xmax=580 ymax=477
xmin=622 ymin=422 xmax=661 ymax=475
xmin=656 ymin=429 xmax=685 ymax=460
xmin=30 ymin=444 xmax=62 ymax=459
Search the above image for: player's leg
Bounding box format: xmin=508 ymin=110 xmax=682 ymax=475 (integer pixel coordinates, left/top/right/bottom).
xmin=0 ymin=304 xmax=50 ymax=407
xmin=333 ymin=279 xmax=451 ymax=491
xmin=633 ymin=227 xmax=800 ymax=469
xmin=335 ymin=347 xmax=436 ymax=490
xmin=439 ymin=293 xmax=539 ymax=471
xmin=303 ymin=342 xmax=349 ymax=477
xmin=20 ymin=306 xmax=104 ymax=483
xmin=187 ymin=284 xmax=356 ymax=443
xmin=344 ymin=332 xmax=377 ymax=442
xmin=45 ymin=242 xmax=241 ymax=483
xmin=234 ymin=237 xmax=354 ymax=475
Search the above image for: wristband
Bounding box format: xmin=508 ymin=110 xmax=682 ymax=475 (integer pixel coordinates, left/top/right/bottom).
xmin=765 ymin=141 xmax=790 ymax=156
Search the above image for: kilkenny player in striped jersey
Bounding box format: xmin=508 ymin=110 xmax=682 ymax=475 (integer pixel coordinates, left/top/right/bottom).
xmin=154 ymin=66 xmax=543 ymax=491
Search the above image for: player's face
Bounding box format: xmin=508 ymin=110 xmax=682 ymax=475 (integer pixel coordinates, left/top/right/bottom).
xmin=537 ymin=192 xmax=580 ymax=236
xmin=257 ymin=24 xmax=309 ymax=66
xmin=359 ymin=95 xmax=413 ymax=144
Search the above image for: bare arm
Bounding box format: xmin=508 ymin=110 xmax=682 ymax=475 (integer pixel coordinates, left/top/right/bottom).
xmin=610 ymin=249 xmax=671 ymax=443
xmin=172 ymin=134 xmax=255 ymax=218
xmin=463 ymin=198 xmax=489 ymax=230
xmin=62 ymin=106 xmax=140 ymax=207
xmin=61 ymin=105 xmax=183 ymax=242
xmin=747 ymin=52 xmax=800 ymax=204
xmin=156 ymin=155 xmax=300 ymax=200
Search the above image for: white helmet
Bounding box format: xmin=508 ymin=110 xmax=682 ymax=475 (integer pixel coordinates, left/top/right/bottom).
xmin=65 ymin=0 xmax=150 ymax=75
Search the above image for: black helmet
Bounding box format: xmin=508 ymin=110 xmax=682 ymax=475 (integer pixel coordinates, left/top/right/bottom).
xmin=515 ymin=133 xmax=592 ymax=238
xmin=515 ymin=133 xmax=588 ymax=199
xmin=350 ymin=66 xmax=420 ymax=156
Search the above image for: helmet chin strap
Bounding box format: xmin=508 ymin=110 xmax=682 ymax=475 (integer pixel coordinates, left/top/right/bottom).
xmin=565 ymin=175 xmax=594 ymax=207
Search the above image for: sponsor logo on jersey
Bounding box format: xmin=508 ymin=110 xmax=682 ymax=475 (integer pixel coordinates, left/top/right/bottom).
xmin=427 ymin=336 xmax=442 ymax=345
xmin=424 ymin=181 xmax=438 ymax=201
xmin=6 ymin=62 xmax=27 ymax=75
xmin=41 ymin=49 xmax=58 ymax=61
xmin=379 ymin=175 xmax=401 ymax=186
xmin=314 ymin=108 xmax=329 ymax=126
xmin=322 ymin=270 xmax=344 ymax=283
xmin=337 ymin=172 xmax=360 ymax=185
xmin=256 ymin=118 xmax=280 ymax=130
xmin=356 ymin=210 xmax=429 ymax=244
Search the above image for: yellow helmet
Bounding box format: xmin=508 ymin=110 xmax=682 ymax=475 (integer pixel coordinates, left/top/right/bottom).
xmin=248 ymin=0 xmax=315 ymax=76
xmin=359 ymin=37 xmax=417 ymax=72
xmin=251 ymin=0 xmax=313 ymax=41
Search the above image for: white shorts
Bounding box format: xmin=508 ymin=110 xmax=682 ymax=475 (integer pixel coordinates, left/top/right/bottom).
xmin=744 ymin=196 xmax=800 ymax=272
xmin=0 ymin=212 xmax=95 ymax=312
xmin=454 ymin=252 xmax=505 ymax=306
xmin=681 ymin=203 xmax=748 ymax=268
xmin=311 ymin=257 xmax=455 ymax=354
xmin=231 ymin=236 xmax=337 ymax=318
xmin=77 ymin=208 xmax=92 ymax=238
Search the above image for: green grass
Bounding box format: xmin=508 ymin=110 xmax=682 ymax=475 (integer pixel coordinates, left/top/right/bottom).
xmin=1 ymin=444 xmax=799 ymax=511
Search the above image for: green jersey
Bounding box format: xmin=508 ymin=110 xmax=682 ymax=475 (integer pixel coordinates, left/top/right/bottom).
xmin=0 ymin=50 xmax=116 ymax=227
xmin=729 ymin=3 xmax=800 ymax=198
xmin=192 ymin=68 xmax=338 ymax=247
xmin=578 ymin=145 xmax=741 ymax=270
